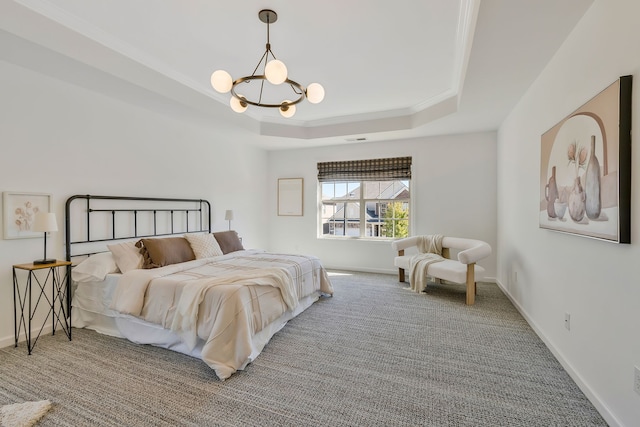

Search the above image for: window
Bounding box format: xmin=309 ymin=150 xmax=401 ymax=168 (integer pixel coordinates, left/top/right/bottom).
xmin=318 ymin=157 xmax=411 ymax=239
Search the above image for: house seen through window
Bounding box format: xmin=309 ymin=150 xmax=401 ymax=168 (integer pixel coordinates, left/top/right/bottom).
xmin=318 ymin=157 xmax=411 ymax=239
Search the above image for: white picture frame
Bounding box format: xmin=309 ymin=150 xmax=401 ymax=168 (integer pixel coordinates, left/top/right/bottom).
xmin=277 ymin=178 xmax=303 ymax=216
xmin=3 ymin=192 xmax=52 ymax=239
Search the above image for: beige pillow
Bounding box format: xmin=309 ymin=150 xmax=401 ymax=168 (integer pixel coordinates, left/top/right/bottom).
xmin=138 ymin=237 xmax=195 ymax=269
xmin=213 ymin=231 xmax=244 ymax=254
xmin=184 ymin=233 xmax=223 ymax=258
xmin=107 ymin=241 xmax=144 ymax=273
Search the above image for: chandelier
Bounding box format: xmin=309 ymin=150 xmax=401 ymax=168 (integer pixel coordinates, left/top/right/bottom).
xmin=210 ymin=9 xmax=325 ymax=118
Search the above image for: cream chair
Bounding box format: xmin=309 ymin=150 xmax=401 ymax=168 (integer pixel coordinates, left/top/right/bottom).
xmin=391 ymin=236 xmax=491 ymax=305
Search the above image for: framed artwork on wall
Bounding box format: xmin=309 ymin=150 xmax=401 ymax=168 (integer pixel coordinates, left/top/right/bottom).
xmin=539 ymin=75 xmax=632 ymax=243
xmin=3 ymin=192 xmax=52 ymax=239
xmin=278 ymin=178 xmax=303 ymax=216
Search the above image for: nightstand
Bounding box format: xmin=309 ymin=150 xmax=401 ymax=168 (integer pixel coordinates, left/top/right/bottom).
xmin=12 ymin=260 xmax=72 ymax=354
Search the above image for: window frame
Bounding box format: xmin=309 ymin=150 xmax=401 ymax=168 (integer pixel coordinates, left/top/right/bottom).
xmin=319 ymin=179 xmax=411 ymax=240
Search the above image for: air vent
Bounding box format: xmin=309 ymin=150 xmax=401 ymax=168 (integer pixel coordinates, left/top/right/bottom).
xmin=345 ymin=137 xmax=367 ymax=142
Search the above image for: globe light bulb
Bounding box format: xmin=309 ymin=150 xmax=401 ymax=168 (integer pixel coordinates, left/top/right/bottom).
xmin=265 ymin=60 xmax=288 ymax=85
xmin=279 ymin=100 xmax=296 ymax=118
xmin=211 ymin=70 xmax=233 ymax=93
xmin=230 ymin=95 xmax=248 ymax=113
xmin=306 ymin=83 xmax=325 ymax=104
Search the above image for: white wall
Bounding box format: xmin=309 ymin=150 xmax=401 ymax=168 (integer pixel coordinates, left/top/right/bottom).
xmin=267 ymin=132 xmax=497 ymax=278
xmin=0 ymin=61 xmax=269 ymax=347
xmin=497 ymin=1 xmax=640 ymax=425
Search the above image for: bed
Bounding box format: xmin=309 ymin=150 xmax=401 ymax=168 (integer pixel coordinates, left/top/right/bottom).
xmin=66 ymin=195 xmax=333 ymax=380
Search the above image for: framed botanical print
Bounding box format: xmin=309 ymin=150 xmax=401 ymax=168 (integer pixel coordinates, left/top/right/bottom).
xmin=3 ymin=192 xmax=52 ymax=239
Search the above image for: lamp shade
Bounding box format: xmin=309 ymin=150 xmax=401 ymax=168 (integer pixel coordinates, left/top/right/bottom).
xmin=225 ymin=210 xmax=234 ymax=221
xmin=279 ymin=101 xmax=296 ymax=118
xmin=306 ymin=83 xmax=325 ymax=104
xmin=211 ymin=70 xmax=233 ymax=93
xmin=33 ymin=212 xmax=58 ymax=232
xmin=265 ymin=59 xmax=288 ymax=85
xmin=230 ymin=96 xmax=248 ymax=113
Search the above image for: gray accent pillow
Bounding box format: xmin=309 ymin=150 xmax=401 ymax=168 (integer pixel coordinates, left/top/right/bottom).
xmin=213 ymin=231 xmax=244 ymax=254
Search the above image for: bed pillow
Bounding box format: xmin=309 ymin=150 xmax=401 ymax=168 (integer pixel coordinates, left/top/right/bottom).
xmin=72 ymin=252 xmax=119 ymax=282
xmin=107 ymin=241 xmax=144 ymax=273
xmin=138 ymin=237 xmax=196 ymax=269
xmin=213 ymin=230 xmax=244 ymax=254
xmin=184 ymin=233 xmax=224 ymax=258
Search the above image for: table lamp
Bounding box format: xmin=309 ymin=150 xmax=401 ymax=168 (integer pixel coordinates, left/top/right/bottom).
xmin=33 ymin=212 xmax=58 ymax=265
xmin=225 ymin=210 xmax=234 ymax=231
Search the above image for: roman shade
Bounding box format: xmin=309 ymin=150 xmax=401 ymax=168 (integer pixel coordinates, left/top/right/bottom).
xmin=317 ymin=156 xmax=412 ymax=182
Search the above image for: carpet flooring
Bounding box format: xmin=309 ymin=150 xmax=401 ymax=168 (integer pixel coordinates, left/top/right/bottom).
xmin=0 ymin=271 xmax=607 ymax=426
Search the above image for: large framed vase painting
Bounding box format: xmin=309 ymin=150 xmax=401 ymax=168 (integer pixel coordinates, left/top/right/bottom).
xmin=540 ymin=75 xmax=632 ymax=243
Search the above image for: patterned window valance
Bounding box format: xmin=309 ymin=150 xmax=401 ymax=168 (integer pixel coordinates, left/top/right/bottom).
xmin=317 ymin=156 xmax=412 ymax=182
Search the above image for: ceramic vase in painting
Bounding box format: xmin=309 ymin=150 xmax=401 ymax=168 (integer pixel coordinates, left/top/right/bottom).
xmin=568 ymin=176 xmax=586 ymax=222
xmin=545 ymin=166 xmax=558 ymax=218
xmin=585 ymin=135 xmax=601 ymax=220
xmin=554 ymin=200 xmax=567 ymax=220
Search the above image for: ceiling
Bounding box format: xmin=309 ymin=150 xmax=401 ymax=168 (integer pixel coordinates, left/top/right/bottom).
xmin=0 ymin=0 xmax=594 ymax=150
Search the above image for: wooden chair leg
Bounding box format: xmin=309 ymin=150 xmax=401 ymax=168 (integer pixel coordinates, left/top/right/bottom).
xmin=466 ymin=263 xmax=476 ymax=305
xmin=396 ymin=250 xmax=406 ymax=282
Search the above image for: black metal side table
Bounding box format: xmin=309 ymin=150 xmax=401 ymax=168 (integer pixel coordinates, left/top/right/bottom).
xmin=12 ymin=260 xmax=72 ymax=354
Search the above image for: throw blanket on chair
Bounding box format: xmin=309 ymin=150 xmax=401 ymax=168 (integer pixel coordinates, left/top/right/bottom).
xmin=409 ymin=234 xmax=444 ymax=292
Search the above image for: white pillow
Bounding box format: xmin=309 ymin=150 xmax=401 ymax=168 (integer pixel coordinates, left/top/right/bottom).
xmin=107 ymin=241 xmax=144 ymax=273
xmin=184 ymin=233 xmax=223 ymax=258
xmin=72 ymin=252 xmax=119 ymax=282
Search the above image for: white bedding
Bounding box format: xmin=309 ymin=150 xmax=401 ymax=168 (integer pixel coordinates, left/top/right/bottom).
xmin=72 ymin=249 xmax=333 ymax=379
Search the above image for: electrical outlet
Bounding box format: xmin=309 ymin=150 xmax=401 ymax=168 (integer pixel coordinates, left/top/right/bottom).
xmin=564 ymin=313 xmax=571 ymax=331
xmin=634 ymin=366 xmax=640 ymax=395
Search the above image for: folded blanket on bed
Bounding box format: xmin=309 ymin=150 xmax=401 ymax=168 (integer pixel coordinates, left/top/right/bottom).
xmin=409 ymin=234 xmax=444 ymax=292
xmin=110 ymin=260 xmax=298 ymax=351
xmin=171 ymin=267 xmax=295 ymax=350
xmin=110 ymin=258 xmax=210 ymax=316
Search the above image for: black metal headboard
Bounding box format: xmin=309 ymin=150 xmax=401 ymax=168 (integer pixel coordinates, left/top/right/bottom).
xmin=65 ymin=195 xmax=211 ymax=261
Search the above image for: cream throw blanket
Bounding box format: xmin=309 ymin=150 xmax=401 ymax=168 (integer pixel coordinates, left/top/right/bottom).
xmin=170 ymin=267 xmax=296 ymax=350
xmin=110 ymin=260 xmax=298 ymax=351
xmin=409 ymin=234 xmax=444 ymax=292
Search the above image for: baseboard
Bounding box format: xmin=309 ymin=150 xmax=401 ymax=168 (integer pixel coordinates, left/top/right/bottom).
xmin=325 ymin=266 xmax=498 ymax=285
xmin=0 ymin=334 xmax=14 ymax=350
xmin=324 ymin=265 xmax=397 ymax=275
xmin=495 ymin=279 xmax=622 ymax=427
xmin=0 ymin=323 xmax=55 ymax=350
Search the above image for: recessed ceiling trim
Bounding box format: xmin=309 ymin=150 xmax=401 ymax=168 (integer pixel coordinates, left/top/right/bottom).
xmin=9 ymin=0 xmax=218 ymax=104
xmin=451 ymin=0 xmax=481 ymax=104
xmin=6 ymin=0 xmax=481 ymax=141
xmin=257 ymin=90 xmax=459 ymax=139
